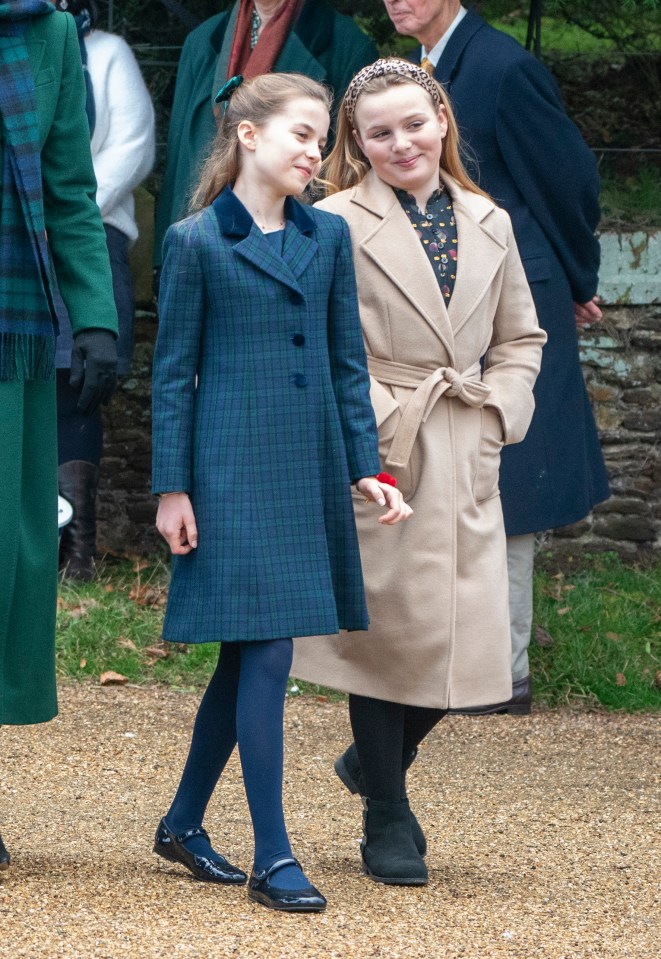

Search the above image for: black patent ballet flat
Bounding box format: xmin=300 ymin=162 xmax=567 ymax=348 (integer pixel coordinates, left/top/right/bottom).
xmin=248 ymin=857 xmax=326 ymax=913
xmin=0 ymin=834 xmax=10 ymax=872
xmin=153 ymin=818 xmax=246 ymax=884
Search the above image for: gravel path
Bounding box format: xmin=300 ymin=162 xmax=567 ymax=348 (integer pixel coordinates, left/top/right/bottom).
xmin=1 ymin=685 xmax=659 ymax=959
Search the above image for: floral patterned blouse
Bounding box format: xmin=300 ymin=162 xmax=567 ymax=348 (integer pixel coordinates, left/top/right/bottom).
xmin=395 ymin=183 xmax=458 ymax=302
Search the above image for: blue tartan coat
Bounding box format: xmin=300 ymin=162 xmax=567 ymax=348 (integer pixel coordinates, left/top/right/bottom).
xmin=418 ymin=9 xmax=610 ymax=535
xmin=152 ymin=188 xmax=380 ymax=643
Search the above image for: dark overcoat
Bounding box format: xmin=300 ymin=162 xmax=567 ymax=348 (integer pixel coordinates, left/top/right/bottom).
xmin=152 ymin=188 xmax=380 ymax=643
xmin=420 ymin=9 xmax=609 ymax=534
xmin=154 ymin=0 xmax=378 ymax=262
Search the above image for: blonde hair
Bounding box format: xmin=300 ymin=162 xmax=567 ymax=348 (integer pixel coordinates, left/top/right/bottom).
xmin=323 ymin=68 xmax=490 ymax=200
xmin=190 ymin=73 xmax=333 ymax=210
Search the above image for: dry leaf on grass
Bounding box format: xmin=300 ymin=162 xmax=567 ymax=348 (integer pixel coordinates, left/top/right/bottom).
xmin=79 ymin=659 xmax=87 ymax=669
xmin=654 ymin=671 xmax=661 ymax=690
xmin=557 ymin=607 xmax=570 ymax=616
xmin=535 ymin=626 xmax=554 ymax=647
xmin=615 ymin=673 xmax=627 ymax=687
xmin=117 ymin=637 xmax=138 ymax=651
xmin=606 ymin=632 xmax=622 ymax=642
xmin=133 ymin=559 xmax=150 ymax=573
xmin=99 ymin=671 xmax=128 ymax=686
xmin=129 ymin=583 xmax=167 ymax=608
xmin=144 ymin=645 xmax=169 ymax=661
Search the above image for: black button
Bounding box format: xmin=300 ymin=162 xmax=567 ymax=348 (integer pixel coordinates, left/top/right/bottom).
xmin=289 ymin=291 xmax=304 ymax=305
xmin=294 ymin=374 xmax=307 ymax=387
xmin=292 ymin=333 xmax=305 ymax=346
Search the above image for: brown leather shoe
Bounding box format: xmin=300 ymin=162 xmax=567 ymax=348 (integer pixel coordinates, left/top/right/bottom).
xmin=448 ymin=675 xmax=532 ymax=716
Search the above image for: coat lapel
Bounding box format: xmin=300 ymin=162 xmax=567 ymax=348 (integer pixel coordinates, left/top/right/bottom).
xmin=353 ymin=172 xmax=455 ymax=359
xmin=435 ymin=8 xmax=485 ymax=88
xmin=444 ymin=180 xmax=507 ymax=335
xmin=213 ymin=189 xmax=318 ymax=296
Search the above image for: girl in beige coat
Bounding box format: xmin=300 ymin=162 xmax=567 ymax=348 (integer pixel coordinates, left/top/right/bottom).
xmin=291 ymin=59 xmax=546 ymax=886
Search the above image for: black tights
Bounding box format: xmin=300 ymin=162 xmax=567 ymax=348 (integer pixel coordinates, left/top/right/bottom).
xmin=349 ymin=694 xmax=447 ymax=802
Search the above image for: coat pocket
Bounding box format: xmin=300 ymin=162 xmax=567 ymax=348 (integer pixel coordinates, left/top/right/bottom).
xmin=473 ymin=406 xmax=505 ymax=504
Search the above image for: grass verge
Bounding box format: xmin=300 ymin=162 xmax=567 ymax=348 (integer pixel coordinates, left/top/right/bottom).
xmin=56 ymin=553 xmax=660 ymax=711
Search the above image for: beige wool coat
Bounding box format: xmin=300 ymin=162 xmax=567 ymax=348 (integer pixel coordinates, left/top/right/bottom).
xmin=291 ymin=172 xmax=546 ymax=708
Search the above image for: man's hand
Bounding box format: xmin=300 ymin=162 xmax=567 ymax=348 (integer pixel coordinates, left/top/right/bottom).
xmin=70 ymin=329 xmax=118 ymax=415
xmin=574 ymin=296 xmax=603 ymax=328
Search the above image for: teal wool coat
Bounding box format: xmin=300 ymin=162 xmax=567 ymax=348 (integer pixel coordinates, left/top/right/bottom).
xmin=0 ymin=12 xmax=118 ymax=724
xmin=152 ymin=189 xmax=380 ymax=643
xmin=154 ymin=0 xmax=378 ymax=263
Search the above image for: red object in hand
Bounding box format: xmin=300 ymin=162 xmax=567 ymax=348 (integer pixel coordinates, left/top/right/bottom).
xmin=376 ymin=472 xmax=397 ymax=488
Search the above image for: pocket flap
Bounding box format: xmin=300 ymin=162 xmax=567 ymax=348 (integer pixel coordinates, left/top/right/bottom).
xmin=522 ymin=254 xmax=551 ymax=283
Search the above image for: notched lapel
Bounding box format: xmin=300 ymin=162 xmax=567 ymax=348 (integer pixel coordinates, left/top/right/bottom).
xmin=234 ymin=226 xmax=306 ymax=297
xmin=282 ymin=223 xmax=319 ymax=281
xmin=447 ymin=196 xmax=507 ymax=335
xmin=354 ymin=175 xmax=455 ymax=357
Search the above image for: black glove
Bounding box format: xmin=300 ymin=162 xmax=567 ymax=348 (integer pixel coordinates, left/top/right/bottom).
xmin=70 ymin=329 xmax=118 ymax=416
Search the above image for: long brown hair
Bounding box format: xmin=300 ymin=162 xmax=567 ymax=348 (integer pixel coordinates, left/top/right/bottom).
xmin=322 ymin=71 xmax=490 ymax=200
xmin=190 ymin=73 xmax=332 ymax=211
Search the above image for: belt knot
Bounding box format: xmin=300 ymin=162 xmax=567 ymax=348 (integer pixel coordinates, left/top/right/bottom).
xmin=443 ymin=367 xmax=463 ymax=397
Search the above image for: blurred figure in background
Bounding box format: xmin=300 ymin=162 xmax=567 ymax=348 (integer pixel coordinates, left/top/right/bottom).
xmin=54 ymin=0 xmax=155 ymax=579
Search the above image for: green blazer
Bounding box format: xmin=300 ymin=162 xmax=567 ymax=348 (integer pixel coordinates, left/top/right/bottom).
xmin=154 ymin=0 xmax=378 ymax=263
xmin=20 ymin=11 xmax=118 ymax=337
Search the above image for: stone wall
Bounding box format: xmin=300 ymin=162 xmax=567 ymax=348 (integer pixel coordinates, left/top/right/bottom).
xmin=96 ymin=233 xmax=661 ymax=563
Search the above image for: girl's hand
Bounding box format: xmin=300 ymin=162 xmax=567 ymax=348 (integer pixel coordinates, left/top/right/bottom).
xmin=156 ymin=492 xmax=198 ymax=554
xmin=356 ymin=477 xmax=413 ymax=525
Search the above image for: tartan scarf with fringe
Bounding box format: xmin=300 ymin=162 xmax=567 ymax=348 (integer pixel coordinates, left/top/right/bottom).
xmin=0 ymin=0 xmax=60 ymax=381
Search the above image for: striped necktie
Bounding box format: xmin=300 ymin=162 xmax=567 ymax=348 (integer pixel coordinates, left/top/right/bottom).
xmin=420 ymin=57 xmax=435 ymax=76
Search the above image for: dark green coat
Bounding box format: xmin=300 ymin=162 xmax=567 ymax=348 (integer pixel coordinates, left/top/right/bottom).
xmin=154 ymin=0 xmax=378 ymax=262
xmin=0 ymin=11 xmax=117 ymax=725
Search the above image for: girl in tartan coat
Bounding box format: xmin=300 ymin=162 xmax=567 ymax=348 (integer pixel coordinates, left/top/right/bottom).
xmin=151 ymin=73 xmax=411 ymax=913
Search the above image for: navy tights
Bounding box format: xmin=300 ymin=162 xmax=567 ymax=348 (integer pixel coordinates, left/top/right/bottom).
xmin=166 ymin=638 xmax=309 ymax=889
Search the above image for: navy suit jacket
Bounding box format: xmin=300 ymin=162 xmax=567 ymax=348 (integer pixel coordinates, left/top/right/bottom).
xmin=417 ymin=9 xmax=609 ymax=533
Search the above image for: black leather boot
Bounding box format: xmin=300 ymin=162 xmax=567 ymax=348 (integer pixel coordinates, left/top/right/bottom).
xmin=361 ymin=799 xmax=428 ymax=885
xmin=334 ymin=743 xmax=427 ymax=856
xmin=0 ymin=834 xmax=10 ymax=871
xmin=58 ymin=460 xmax=99 ymax=581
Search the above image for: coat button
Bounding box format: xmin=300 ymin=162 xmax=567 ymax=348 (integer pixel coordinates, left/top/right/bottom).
xmin=289 ymin=291 xmax=304 ymax=305
xmin=294 ymin=374 xmax=307 ymax=387
xmin=292 ymin=333 xmax=305 ymax=346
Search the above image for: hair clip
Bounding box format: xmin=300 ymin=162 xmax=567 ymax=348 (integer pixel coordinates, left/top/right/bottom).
xmin=214 ymin=75 xmax=244 ymax=105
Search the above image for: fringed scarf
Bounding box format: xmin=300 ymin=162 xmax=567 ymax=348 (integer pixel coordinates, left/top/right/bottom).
xmin=226 ymin=0 xmax=305 ymax=81
xmin=0 ymin=0 xmax=61 ymax=381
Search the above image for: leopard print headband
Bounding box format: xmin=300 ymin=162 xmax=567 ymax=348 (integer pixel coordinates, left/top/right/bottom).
xmin=344 ymin=58 xmax=443 ymax=125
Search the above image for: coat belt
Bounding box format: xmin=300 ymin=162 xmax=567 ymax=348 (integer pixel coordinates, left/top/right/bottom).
xmin=367 ymin=357 xmax=491 ymax=469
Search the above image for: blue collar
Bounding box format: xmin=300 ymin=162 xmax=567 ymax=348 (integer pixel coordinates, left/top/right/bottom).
xmin=212 ymin=185 xmax=316 ymax=239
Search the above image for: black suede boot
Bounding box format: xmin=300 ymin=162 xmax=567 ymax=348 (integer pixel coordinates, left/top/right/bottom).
xmin=58 ymin=460 xmax=99 ymax=581
xmin=334 ymin=743 xmax=427 ymax=856
xmin=361 ymin=799 xmax=428 ymax=885
xmin=0 ymin=834 xmax=10 ymax=871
